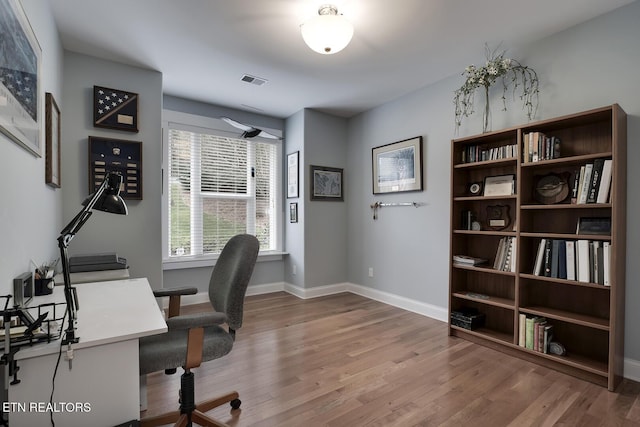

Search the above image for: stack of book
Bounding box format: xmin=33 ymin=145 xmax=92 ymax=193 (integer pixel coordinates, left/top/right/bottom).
xmin=532 ymin=238 xmax=611 ymax=285
xmin=570 ymin=158 xmax=613 ymax=204
xmin=452 ymin=255 xmax=488 ymax=266
xmin=523 ymin=132 xmax=561 ymax=163
xmin=493 ymin=237 xmax=516 ymax=272
xmin=518 ymin=314 xmax=554 ymax=353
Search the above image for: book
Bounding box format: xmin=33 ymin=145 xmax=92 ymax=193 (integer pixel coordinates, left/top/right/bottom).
xmin=493 ymin=238 xmax=506 ymax=270
xmin=575 ymin=166 xmax=585 ymax=204
xmin=603 ymin=242 xmax=611 ymax=286
xmin=518 ymin=313 xmax=526 ymax=347
xmin=587 ymin=158 xmax=605 ymax=203
xmin=525 ymin=317 xmax=535 ymax=349
xmin=570 ymin=169 xmax=580 ymax=204
xmin=566 ymin=240 xmax=576 ymax=281
xmin=591 ymin=241 xmax=601 ymax=284
xmin=551 ymin=239 xmax=560 ymax=278
xmin=543 ymin=324 xmax=554 ymax=354
xmin=543 ymin=239 xmax=552 ymax=277
xmin=577 ymin=163 xmax=593 ymax=204
xmin=558 ymin=240 xmax=567 ymax=280
xmin=596 ymin=159 xmax=613 ymax=204
xmin=552 ymin=136 xmax=561 ymax=159
xmin=576 ymin=239 xmax=591 ymax=283
xmin=576 ymin=217 xmax=611 ymax=235
xmin=596 ymin=243 xmax=604 ymax=285
xmin=533 ymin=238 xmax=547 ymax=276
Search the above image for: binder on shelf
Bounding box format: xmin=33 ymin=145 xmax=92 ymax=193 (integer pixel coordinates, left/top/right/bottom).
xmin=603 ymin=242 xmax=611 ymax=286
xmin=533 ymin=239 xmax=547 ymax=276
xmin=577 ymin=163 xmax=593 ymax=204
xmin=566 ymin=240 xmax=576 ymax=281
xmin=596 ymin=159 xmax=613 ymax=204
xmin=576 ymin=240 xmax=591 ymax=283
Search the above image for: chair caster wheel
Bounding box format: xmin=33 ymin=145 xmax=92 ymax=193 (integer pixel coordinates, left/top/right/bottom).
xmin=230 ymin=398 xmax=241 ymax=410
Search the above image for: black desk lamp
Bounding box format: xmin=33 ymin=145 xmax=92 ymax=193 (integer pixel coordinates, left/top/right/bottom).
xmin=57 ymin=172 xmax=128 ymax=345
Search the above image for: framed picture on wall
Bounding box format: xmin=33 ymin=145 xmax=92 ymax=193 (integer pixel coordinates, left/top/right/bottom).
xmin=0 ymin=0 xmax=42 ymax=156
xmin=290 ymin=202 xmax=298 ymax=223
xmin=88 ymin=136 xmax=143 ymax=199
xmin=310 ymin=165 xmax=344 ymax=201
xmin=45 ymin=93 xmax=61 ymax=187
xmin=287 ymin=151 xmax=299 ymax=198
xmin=372 ymin=136 xmax=423 ymax=194
xmin=93 ymin=85 xmax=139 ymax=132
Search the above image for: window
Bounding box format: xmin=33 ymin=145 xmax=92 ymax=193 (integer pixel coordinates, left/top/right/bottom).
xmin=163 ymin=115 xmax=281 ymax=263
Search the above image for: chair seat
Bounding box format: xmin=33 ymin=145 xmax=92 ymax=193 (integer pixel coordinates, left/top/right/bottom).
xmin=139 ymin=325 xmax=234 ymax=375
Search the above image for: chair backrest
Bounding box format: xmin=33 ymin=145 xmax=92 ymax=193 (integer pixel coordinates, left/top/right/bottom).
xmin=208 ymin=234 xmax=260 ymax=331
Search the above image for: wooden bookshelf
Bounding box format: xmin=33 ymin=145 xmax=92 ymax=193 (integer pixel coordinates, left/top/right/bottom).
xmin=448 ymin=105 xmax=626 ymax=391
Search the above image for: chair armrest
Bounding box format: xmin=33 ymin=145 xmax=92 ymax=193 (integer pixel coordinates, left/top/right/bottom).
xmin=166 ymin=312 xmax=228 ymax=331
xmin=153 ymin=286 xmax=198 ymax=298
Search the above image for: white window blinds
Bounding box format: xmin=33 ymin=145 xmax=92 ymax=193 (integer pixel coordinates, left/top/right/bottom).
xmin=167 ymin=127 xmax=278 ymax=258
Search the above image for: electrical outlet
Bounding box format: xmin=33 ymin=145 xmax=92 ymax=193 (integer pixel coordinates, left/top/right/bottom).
xmin=368 ymin=267 xmax=374 ymax=277
xmin=292 ymin=265 xmax=297 ymax=275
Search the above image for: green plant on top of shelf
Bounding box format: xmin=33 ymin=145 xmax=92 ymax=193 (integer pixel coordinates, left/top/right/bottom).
xmin=454 ymin=44 xmax=540 ymax=133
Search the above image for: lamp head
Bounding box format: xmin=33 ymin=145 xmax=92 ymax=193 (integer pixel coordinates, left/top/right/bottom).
xmin=82 ymin=172 xmax=128 ymax=215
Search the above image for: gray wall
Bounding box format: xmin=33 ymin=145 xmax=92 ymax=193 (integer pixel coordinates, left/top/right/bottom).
xmin=346 ymin=2 xmax=640 ymax=361
xmin=304 ymin=110 xmax=349 ymax=288
xmin=0 ymin=0 xmax=63 ymax=295
xmin=284 ymin=110 xmax=305 ymax=287
xmin=60 ymin=52 xmax=163 ymax=289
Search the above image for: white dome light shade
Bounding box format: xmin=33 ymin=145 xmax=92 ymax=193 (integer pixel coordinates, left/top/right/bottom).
xmin=301 ymin=5 xmax=354 ymax=55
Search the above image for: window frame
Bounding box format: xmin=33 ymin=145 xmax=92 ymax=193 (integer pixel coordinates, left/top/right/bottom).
xmin=162 ymin=110 xmax=284 ymax=270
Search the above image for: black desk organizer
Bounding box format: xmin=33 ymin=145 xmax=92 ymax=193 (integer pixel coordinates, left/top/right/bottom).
xmin=1 ymin=296 xmax=65 ymax=386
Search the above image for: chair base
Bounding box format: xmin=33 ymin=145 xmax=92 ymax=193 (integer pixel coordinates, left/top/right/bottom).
xmin=140 ymin=390 xmax=240 ymax=427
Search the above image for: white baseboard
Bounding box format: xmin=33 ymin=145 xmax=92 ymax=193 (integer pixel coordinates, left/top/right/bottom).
xmin=347 ymin=283 xmax=449 ymax=322
xmin=624 ymin=358 xmax=640 ymax=382
xmin=284 ymin=282 xmax=348 ymax=299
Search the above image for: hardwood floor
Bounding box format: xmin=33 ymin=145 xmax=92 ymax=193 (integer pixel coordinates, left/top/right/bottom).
xmin=141 ymin=292 xmax=640 ymax=426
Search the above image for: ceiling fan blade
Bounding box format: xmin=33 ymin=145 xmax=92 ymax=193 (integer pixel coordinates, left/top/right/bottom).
xmin=221 ymin=116 xmax=254 ymax=132
xmin=257 ymin=130 xmax=282 ymax=140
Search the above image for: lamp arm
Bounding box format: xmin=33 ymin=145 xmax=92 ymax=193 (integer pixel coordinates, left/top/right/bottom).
xmin=57 ymin=175 xmax=110 ymax=345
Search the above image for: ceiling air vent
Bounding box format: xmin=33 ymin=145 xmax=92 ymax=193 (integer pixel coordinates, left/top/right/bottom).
xmin=241 ymin=74 xmax=268 ymax=86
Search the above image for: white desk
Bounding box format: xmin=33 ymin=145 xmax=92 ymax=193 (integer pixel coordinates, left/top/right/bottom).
xmin=6 ymin=278 xmax=167 ymax=427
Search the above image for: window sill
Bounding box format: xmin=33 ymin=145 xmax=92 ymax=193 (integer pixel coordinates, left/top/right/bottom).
xmin=162 ymin=251 xmax=288 ymax=271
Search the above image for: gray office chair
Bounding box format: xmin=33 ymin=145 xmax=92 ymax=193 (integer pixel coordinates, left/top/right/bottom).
xmin=139 ymin=234 xmax=259 ymax=427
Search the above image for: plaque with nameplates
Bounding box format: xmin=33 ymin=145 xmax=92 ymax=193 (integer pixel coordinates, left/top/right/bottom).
xmin=88 ymin=136 xmax=142 ymax=200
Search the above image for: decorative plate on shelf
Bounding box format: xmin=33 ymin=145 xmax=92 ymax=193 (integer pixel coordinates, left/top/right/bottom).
xmin=534 ymin=173 xmax=570 ymax=204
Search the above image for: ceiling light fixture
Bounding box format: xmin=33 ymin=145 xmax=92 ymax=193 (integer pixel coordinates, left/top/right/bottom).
xmin=300 ymin=4 xmax=354 ymax=55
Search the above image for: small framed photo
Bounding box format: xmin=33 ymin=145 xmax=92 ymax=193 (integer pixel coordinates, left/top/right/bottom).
xmin=483 ymin=174 xmax=515 ymax=197
xmin=290 ymin=202 xmax=298 ymax=223
xmin=287 ymin=151 xmax=299 ymax=198
xmin=93 ymin=85 xmax=139 ymax=132
xmin=372 ymin=136 xmax=423 ymax=194
xmin=45 ymin=93 xmax=61 ymax=188
xmin=311 ymin=165 xmax=343 ymax=201
xmin=89 ymin=136 xmax=142 ymax=199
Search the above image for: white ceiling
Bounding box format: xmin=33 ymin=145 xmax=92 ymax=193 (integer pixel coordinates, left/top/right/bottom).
xmin=50 ymin=0 xmax=635 ymax=119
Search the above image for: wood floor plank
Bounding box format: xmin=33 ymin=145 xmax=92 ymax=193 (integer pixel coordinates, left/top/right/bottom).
xmin=142 ymin=292 xmax=640 ymax=426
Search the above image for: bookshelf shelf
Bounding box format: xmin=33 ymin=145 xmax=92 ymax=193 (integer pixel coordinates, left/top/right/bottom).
xmin=519 ymin=273 xmax=611 ymax=290
xmin=452 ymin=292 xmax=514 ymax=309
xmin=520 ymin=203 xmax=611 ymax=210
xmin=520 ymin=306 xmax=609 ymax=330
xmin=449 ymin=104 xmax=626 ymax=391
